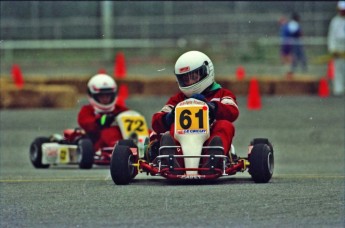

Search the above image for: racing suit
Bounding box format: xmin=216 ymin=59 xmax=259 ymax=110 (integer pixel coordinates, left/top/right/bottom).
xmin=78 ymin=104 xmax=129 ymax=151
xmin=151 ymin=82 xmax=239 ymax=157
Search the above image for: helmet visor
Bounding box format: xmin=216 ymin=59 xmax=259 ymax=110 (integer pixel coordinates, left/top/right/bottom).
xmin=93 ymin=89 xmax=117 ymax=105
xmin=176 ymin=65 xmax=208 ymax=87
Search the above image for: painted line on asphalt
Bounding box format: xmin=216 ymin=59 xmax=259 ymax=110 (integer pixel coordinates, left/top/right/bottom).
xmin=0 ymin=177 xmax=107 ymax=183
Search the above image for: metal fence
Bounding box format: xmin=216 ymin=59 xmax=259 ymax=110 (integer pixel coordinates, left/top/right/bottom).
xmin=0 ymin=1 xmax=338 ymax=76
xmin=1 ymin=1 xmax=337 ymax=40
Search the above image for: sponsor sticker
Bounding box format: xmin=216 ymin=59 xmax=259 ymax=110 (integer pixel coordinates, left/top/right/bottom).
xmin=180 ymin=175 xmax=203 ymax=179
xmin=44 ymin=147 xmax=58 ymax=163
xmin=179 ymin=66 xmax=190 ymax=73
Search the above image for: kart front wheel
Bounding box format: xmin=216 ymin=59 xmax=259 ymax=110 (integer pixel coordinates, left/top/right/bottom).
xmin=117 ymin=139 xmax=137 ymax=148
xmin=78 ymin=138 xmax=94 ymax=169
xmin=110 ymin=145 xmax=136 ymax=185
xmin=30 ymin=137 xmax=50 ymax=169
xmin=250 ymin=138 xmax=273 ymax=153
xmin=248 ymin=143 xmax=274 ymax=183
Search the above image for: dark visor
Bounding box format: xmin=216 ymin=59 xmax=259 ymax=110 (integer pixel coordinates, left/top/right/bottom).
xmin=176 ymin=65 xmax=208 ymax=87
xmin=93 ymin=89 xmax=117 ymax=104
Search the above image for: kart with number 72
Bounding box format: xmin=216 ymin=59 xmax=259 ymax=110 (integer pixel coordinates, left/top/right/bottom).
xmin=29 ymin=110 xmax=149 ymax=169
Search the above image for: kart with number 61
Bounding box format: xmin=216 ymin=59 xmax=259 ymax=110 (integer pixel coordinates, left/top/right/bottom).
xmin=110 ymin=98 xmax=274 ymax=185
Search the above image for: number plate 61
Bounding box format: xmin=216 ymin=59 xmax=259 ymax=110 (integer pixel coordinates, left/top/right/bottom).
xmin=175 ymin=105 xmax=209 ymax=134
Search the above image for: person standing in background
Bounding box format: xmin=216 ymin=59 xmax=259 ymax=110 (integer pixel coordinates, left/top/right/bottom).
xmin=279 ymin=16 xmax=293 ymax=77
xmin=328 ymin=1 xmax=345 ymax=96
xmin=286 ymin=12 xmax=308 ymax=78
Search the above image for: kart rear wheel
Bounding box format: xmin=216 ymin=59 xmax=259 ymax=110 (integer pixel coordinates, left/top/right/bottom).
xmin=78 ymin=138 xmax=94 ymax=169
xmin=248 ymin=143 xmax=274 ymax=183
xmin=30 ymin=137 xmax=50 ymax=169
xmin=110 ymin=145 xmax=136 ymax=185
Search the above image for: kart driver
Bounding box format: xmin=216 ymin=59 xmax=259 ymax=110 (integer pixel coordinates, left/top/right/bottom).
xmin=151 ymin=50 xmax=239 ymax=173
xmin=78 ymin=73 xmax=129 ymax=152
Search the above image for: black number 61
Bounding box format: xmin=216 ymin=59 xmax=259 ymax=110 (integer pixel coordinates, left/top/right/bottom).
xmin=179 ymin=109 xmax=204 ymax=129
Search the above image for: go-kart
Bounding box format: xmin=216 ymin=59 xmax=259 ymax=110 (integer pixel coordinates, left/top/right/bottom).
xmin=29 ymin=110 xmax=149 ymax=169
xmin=110 ymin=98 xmax=274 ymax=185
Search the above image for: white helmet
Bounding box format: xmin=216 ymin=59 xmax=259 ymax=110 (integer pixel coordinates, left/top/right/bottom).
xmin=87 ymin=74 xmax=117 ymax=113
xmin=174 ymin=51 xmax=215 ymax=97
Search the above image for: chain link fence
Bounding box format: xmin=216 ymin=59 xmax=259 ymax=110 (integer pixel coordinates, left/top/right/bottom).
xmin=0 ymin=1 xmax=338 ymax=78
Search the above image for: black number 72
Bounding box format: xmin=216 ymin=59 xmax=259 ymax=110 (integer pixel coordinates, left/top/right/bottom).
xmin=125 ymin=119 xmax=144 ymax=132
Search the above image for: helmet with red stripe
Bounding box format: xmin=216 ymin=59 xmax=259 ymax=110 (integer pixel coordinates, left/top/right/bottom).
xmin=174 ymin=51 xmax=215 ymax=97
xmin=87 ymin=74 xmax=117 ymax=113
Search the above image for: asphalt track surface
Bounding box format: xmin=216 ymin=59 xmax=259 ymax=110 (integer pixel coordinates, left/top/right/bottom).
xmin=0 ymin=95 xmax=344 ymax=227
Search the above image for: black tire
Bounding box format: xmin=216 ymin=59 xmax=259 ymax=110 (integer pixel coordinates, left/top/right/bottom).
xmin=117 ymin=140 xmax=139 ymax=178
xmin=30 ymin=137 xmax=50 ymax=169
xmin=78 ymin=138 xmax=94 ymax=169
xmin=110 ymin=145 xmax=136 ymax=185
xmin=117 ymin=139 xmax=137 ymax=148
xmin=250 ymin=138 xmax=274 ymax=152
xmin=248 ymin=143 xmax=274 ymax=183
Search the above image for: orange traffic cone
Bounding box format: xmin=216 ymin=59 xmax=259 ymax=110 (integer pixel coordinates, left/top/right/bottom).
xmin=327 ymin=60 xmax=334 ymax=80
xmin=247 ymin=78 xmax=261 ymax=110
xmin=235 ymin=66 xmax=246 ymax=80
xmin=114 ymin=52 xmax=126 ymax=79
xmin=116 ymin=84 xmax=129 ymax=106
xmin=318 ymin=77 xmax=330 ymax=98
xmin=11 ymin=64 xmax=24 ymax=89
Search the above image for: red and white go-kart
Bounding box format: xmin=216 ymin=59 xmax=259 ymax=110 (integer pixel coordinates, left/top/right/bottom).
xmin=29 ymin=110 xmax=149 ymax=169
xmin=110 ymin=98 xmax=274 ymax=185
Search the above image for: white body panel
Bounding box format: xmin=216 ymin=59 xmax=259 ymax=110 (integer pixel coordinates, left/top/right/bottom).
xmin=174 ymin=98 xmax=210 ymax=175
xmin=42 ymin=143 xmax=78 ymax=165
xmin=116 ymin=110 xmax=149 ymax=158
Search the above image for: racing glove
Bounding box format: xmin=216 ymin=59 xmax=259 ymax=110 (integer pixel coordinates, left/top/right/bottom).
xmin=190 ymin=94 xmax=217 ymax=123
xmin=98 ymin=113 xmax=115 ymax=128
xmin=163 ymin=108 xmax=175 ymax=129
xmin=207 ymin=101 xmax=217 ymax=123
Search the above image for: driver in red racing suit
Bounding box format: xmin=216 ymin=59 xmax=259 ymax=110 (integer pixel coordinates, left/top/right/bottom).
xmin=78 ymin=74 xmax=129 ymax=152
xmin=151 ymin=51 xmax=239 ymax=172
